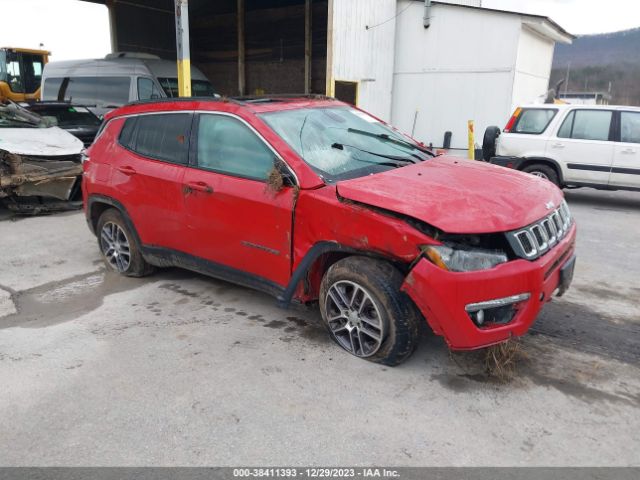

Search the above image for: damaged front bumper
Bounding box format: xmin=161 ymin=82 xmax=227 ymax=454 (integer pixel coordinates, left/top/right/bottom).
xmin=0 ymin=150 xmax=83 ymax=214
xmin=401 ymin=223 xmax=577 ymax=350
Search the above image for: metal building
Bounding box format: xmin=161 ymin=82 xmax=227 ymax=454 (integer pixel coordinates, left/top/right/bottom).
xmin=80 ymin=0 xmax=573 ymax=149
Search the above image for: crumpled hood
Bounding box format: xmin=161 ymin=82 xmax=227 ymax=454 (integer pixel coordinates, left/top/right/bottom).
xmin=0 ymin=126 xmax=84 ymax=156
xmin=336 ymin=156 xmax=564 ymax=234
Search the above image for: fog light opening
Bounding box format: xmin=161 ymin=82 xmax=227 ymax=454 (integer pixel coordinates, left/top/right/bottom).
xmin=466 ymin=293 xmax=530 ymax=328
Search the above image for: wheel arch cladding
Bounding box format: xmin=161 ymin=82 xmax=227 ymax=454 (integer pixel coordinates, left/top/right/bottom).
xmin=278 ymin=242 xmax=411 ymax=307
xmin=87 ymin=195 xmax=142 ymax=247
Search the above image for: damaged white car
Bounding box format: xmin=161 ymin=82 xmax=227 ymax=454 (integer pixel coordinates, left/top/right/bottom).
xmin=0 ymin=101 xmax=84 ymax=214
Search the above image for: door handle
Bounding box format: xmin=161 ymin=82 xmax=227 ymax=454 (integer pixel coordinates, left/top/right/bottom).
xmin=184 ymin=181 xmax=213 ymax=194
xmin=621 ymin=148 xmax=636 ymax=155
xmin=551 ymin=143 xmax=565 ymax=149
xmin=117 ymin=166 xmax=137 ymax=175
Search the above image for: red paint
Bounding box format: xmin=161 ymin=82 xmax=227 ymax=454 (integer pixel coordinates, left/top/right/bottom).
xmin=402 ymin=225 xmax=577 ymax=350
xmin=337 ymin=156 xmax=564 ymax=234
xmin=85 ymin=97 xmax=577 ymax=350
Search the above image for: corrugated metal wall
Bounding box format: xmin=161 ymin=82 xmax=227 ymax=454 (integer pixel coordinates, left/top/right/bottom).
xmin=192 ymin=0 xmax=328 ymax=96
xmin=330 ymin=0 xmax=397 ymax=120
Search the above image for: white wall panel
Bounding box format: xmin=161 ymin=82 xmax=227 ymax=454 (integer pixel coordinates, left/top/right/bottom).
xmin=391 ymin=1 xmax=521 ymax=149
xmin=331 ymin=0 xmax=397 ymax=120
xmin=511 ymin=26 xmax=556 ymax=107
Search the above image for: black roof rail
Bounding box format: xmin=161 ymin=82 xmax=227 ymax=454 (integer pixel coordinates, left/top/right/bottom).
xmin=232 ymin=94 xmax=336 ymax=104
xmin=124 ymin=96 xmax=243 ymax=107
xmin=123 ymin=94 xmax=336 ymax=108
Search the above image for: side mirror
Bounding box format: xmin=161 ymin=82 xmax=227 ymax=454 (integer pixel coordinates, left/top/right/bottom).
xmin=276 ymin=158 xmax=296 ymax=187
xmin=267 ymin=158 xmax=296 ymax=192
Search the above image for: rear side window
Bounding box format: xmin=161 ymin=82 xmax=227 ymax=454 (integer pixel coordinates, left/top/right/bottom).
xmin=120 ymin=113 xmax=192 ymax=164
xmin=621 ymin=112 xmax=640 ymax=144
xmin=512 ymin=109 xmax=557 ymax=134
xmin=558 ymin=110 xmax=613 ymax=141
xmin=42 ymin=76 xmax=131 ymax=107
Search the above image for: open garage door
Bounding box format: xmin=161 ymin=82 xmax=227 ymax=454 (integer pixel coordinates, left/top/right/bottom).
xmin=84 ymin=0 xmax=328 ymax=96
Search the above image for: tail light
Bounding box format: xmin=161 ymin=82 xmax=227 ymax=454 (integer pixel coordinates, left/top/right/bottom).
xmin=504 ymin=107 xmax=522 ymax=133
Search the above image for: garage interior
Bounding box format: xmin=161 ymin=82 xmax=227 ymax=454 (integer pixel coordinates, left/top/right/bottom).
xmin=83 ymin=0 xmax=329 ymax=97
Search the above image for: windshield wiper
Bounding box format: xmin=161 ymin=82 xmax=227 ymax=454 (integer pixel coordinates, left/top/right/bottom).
xmin=332 ymin=142 xmax=415 ymax=168
xmin=347 ymin=128 xmax=434 ymax=156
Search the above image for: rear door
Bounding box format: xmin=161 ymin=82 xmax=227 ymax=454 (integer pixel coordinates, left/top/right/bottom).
xmin=182 ymin=112 xmax=295 ymax=288
xmin=549 ymin=109 xmax=615 ymax=185
xmin=113 ymin=112 xmax=192 ymax=251
xmin=610 ymin=111 xmax=640 ymax=188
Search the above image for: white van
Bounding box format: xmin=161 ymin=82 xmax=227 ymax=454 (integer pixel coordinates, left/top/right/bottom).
xmin=41 ymin=52 xmax=218 ymax=117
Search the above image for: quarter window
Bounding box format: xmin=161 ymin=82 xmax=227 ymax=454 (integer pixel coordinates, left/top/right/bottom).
xmin=119 ymin=117 xmax=137 ymax=149
xmin=558 ymin=110 xmax=613 ymax=141
xmin=621 ymin=112 xmax=640 ymax=144
xmin=137 ymin=77 xmax=161 ymax=100
xmin=196 ymin=114 xmax=274 ymax=181
xmin=121 ymin=113 xmax=192 ymax=164
xmin=512 ymin=109 xmax=557 ymax=134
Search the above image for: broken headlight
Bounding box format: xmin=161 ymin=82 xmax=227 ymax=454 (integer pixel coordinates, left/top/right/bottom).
xmin=423 ymin=245 xmax=508 ymax=272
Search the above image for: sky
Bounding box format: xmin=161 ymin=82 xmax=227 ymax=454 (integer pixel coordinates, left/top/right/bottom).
xmin=0 ymin=0 xmax=639 ymax=61
xmin=483 ymin=0 xmax=640 ymax=34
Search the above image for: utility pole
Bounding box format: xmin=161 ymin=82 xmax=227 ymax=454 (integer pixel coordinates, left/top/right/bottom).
xmin=175 ymin=0 xmax=191 ymax=97
xmin=564 ymin=61 xmax=571 ymax=96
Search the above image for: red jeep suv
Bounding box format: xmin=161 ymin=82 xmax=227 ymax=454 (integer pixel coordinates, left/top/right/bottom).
xmin=83 ymin=96 xmax=577 ymax=366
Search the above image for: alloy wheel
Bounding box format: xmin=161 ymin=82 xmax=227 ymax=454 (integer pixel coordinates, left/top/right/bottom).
xmin=325 ymin=280 xmax=385 ymax=357
xmin=531 ymin=171 xmax=549 ymax=180
xmin=100 ymin=222 xmax=131 ymax=272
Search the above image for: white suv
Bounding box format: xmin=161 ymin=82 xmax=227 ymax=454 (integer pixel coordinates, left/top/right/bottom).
xmin=483 ymin=104 xmax=640 ymax=191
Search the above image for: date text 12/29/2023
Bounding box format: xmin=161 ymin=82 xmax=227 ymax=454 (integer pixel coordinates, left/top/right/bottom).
xmin=233 ymin=468 xmax=400 ymax=478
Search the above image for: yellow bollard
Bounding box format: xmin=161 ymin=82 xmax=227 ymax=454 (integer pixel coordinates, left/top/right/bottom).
xmin=468 ymin=120 xmax=475 ymax=160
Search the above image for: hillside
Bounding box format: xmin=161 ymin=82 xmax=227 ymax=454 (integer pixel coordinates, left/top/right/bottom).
xmin=550 ymin=28 xmax=640 ymax=105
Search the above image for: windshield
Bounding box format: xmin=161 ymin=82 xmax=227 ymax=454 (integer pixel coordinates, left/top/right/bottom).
xmin=31 ymin=105 xmax=101 ymax=127
xmin=260 ymin=106 xmax=432 ymax=182
xmin=158 ymin=78 xmax=217 ymax=97
xmin=0 ymin=101 xmax=47 ymax=128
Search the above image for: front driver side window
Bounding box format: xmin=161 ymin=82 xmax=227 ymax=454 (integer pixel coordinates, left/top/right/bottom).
xmin=196 ymin=114 xmax=274 ymax=181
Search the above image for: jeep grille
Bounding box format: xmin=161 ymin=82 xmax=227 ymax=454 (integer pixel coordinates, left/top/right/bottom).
xmin=507 ymin=200 xmax=573 ymax=260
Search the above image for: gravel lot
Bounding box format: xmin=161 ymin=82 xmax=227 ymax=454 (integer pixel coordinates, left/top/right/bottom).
xmin=0 ymin=189 xmax=638 ymax=466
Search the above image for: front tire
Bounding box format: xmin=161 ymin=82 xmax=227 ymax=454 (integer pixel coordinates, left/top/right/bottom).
xmin=96 ymin=209 xmax=154 ymax=277
xmin=522 ymin=163 xmax=560 ymax=188
xmin=319 ymin=256 xmax=420 ymax=366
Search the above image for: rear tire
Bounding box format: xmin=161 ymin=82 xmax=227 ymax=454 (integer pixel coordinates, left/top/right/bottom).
xmin=96 ymin=208 xmax=154 ymax=277
xmin=522 ymin=163 xmax=560 ymax=188
xmin=319 ymin=256 xmax=421 ymax=366
xmin=482 ymin=126 xmax=501 ymax=161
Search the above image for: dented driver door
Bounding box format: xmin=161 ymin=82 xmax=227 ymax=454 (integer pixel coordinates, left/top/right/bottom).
xmin=182 ymin=113 xmax=295 ymax=289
